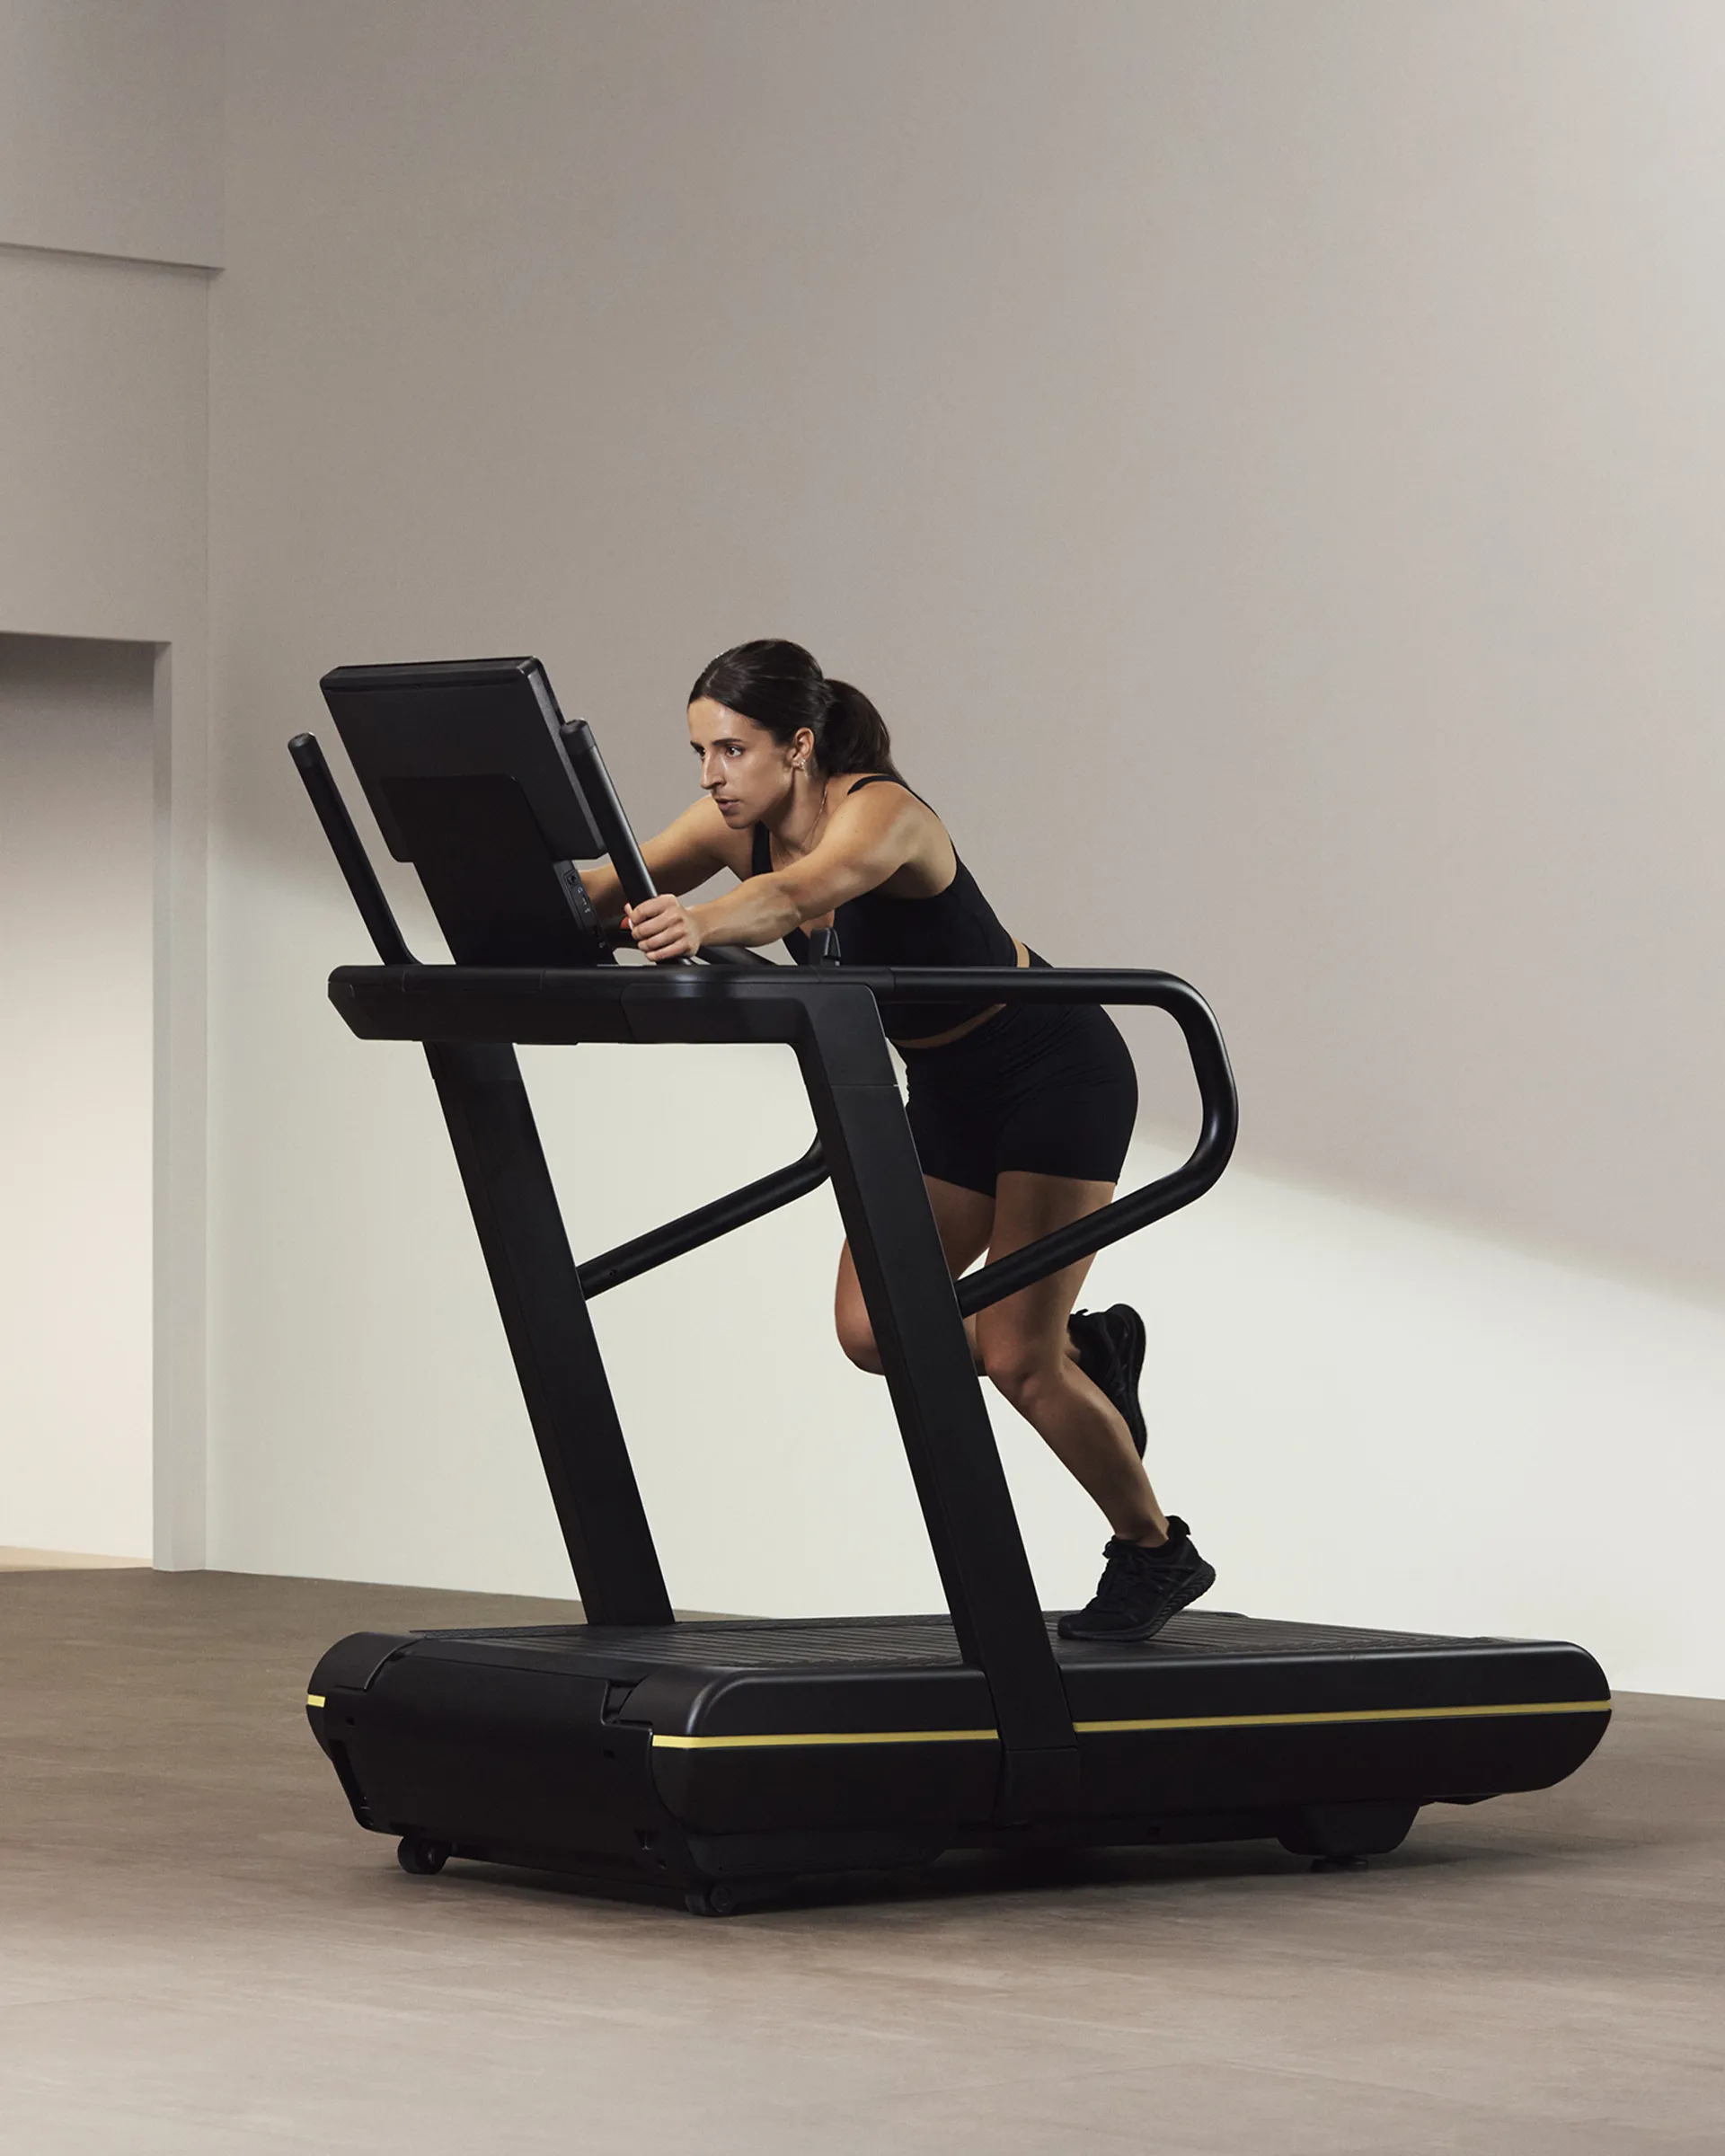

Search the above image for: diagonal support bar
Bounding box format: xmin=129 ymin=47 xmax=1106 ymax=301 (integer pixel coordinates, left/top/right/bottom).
xmin=425 ymin=1039 xmax=673 ymax=1626
xmin=579 ymin=1141 xmax=827 ymax=1299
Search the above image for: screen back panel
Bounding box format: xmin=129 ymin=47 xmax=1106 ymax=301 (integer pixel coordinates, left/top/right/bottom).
xmin=320 ymin=657 xmax=615 ymax=966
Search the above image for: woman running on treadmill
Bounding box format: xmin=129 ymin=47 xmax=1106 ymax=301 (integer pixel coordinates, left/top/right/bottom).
xmin=581 ymin=640 xmax=1213 ymax=1641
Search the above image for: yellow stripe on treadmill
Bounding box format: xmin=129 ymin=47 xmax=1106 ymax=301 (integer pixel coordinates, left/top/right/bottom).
xmin=305 ymin=1693 xmax=326 ymax=1709
xmin=652 ymin=1727 xmax=998 ymax=1751
xmin=650 ymin=1699 xmax=1611 ymax=1751
xmin=1075 ymin=1699 xmax=1612 ymax=1735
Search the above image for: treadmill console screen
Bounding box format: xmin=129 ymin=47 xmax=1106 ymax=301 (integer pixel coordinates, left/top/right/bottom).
xmin=320 ymin=657 xmax=627 ymax=968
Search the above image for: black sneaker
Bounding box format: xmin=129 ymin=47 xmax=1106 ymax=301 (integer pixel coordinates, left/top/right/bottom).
xmin=1067 ymin=1303 xmax=1148 ymax=1457
xmin=1057 ymin=1518 xmax=1216 ymax=1642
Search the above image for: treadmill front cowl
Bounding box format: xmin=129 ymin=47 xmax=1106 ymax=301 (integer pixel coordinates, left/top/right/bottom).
xmin=308 ymin=1630 xmax=416 ymax=1697
xmin=312 ymin=1642 xmax=671 ymax=1868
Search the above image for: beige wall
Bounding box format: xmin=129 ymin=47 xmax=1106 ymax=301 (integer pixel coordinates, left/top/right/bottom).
xmin=199 ymin=1 xmax=1725 ymax=1689
xmin=0 ymin=0 xmax=221 ymax=1568
xmin=0 ymin=246 xmax=208 ymax=640
xmin=0 ymin=0 xmax=223 ymax=266
xmin=213 ymin=0 xmax=1725 ymax=1291
xmin=20 ymin=0 xmax=1724 ymax=1673
xmin=0 ymin=635 xmax=156 ymax=1558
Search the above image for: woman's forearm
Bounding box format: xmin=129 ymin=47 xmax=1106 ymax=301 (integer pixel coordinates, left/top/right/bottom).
xmin=689 ymin=875 xmax=804 ymax=950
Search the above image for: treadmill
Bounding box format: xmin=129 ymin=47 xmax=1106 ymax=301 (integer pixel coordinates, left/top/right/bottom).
xmin=291 ymin=657 xmax=1609 ymax=1915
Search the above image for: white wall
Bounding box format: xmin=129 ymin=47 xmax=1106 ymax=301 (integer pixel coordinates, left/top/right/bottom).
xmin=0 ymin=247 xmax=209 ymax=641
xmin=214 ymin=0 xmax=1725 ymax=1292
xmin=0 ymin=0 xmax=224 ymax=1510
xmin=0 ymin=0 xmax=223 ymax=266
xmin=0 ymin=635 xmax=156 ymax=1557
xmin=1110 ymin=1146 xmax=1725 ymax=1701
xmin=0 ymin=234 xmax=212 ymax=1561
xmin=201 ymin=0 xmax=1725 ymax=1696
xmin=0 ymin=0 xmax=224 ymax=1566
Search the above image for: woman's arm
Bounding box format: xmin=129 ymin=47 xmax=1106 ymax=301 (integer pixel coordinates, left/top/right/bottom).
xmin=579 ymin=795 xmax=740 ymax=926
xmin=626 ymin=785 xmax=925 ymax=959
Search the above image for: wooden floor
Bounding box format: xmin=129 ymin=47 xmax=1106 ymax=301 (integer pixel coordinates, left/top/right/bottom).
xmin=1 ymin=1567 xmax=1721 ymax=2153
xmin=0 ymin=1547 xmax=148 ymax=1568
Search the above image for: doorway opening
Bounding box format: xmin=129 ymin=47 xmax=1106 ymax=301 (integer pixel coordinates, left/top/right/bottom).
xmin=0 ymin=632 xmax=155 ymax=1565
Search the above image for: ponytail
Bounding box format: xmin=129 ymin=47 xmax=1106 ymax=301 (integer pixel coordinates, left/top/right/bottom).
xmin=690 ymin=639 xmax=902 ymax=780
xmin=817 ymin=678 xmax=899 ymax=778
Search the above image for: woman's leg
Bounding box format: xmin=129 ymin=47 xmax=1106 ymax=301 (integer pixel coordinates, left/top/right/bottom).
xmin=835 ymin=1176 xmax=995 ymax=1374
xmin=974 ymin=1171 xmax=1169 ymax=1547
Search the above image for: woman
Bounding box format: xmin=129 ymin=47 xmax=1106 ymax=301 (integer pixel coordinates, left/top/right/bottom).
xmin=581 ymin=641 xmax=1213 ymax=1641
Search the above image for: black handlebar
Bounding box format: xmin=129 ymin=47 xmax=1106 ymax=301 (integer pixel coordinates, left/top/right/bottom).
xmin=288 ymin=734 xmax=416 ymax=966
xmin=924 ymin=971 xmax=1235 ymax=1314
xmin=568 ymin=965 xmax=1235 ymax=1314
xmin=558 ymin=720 xmax=656 ymax=908
xmin=559 ymin=720 xmax=705 ymax=972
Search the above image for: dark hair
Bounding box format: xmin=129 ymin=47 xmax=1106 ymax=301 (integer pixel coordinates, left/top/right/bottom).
xmin=689 ymin=639 xmax=900 ymax=779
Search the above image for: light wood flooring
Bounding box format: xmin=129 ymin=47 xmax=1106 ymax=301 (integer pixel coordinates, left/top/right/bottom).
xmin=1 ymin=1567 xmax=1720 ymax=2153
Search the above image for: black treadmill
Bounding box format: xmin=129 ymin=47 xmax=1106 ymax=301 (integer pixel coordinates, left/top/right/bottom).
xmin=292 ymin=657 xmax=1609 ymax=1915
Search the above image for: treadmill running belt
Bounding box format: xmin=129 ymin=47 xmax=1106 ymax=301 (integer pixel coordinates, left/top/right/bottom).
xmin=415 ymin=1610 xmax=1524 ymax=1666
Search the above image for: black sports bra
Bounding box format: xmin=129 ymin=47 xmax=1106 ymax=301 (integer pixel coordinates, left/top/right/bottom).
xmin=748 ymin=775 xmax=1018 ymax=1042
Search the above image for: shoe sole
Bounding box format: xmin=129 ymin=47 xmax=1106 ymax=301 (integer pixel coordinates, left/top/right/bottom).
xmin=1056 ymin=1559 xmax=1217 ymax=1644
xmin=1106 ymin=1304 xmax=1148 ymax=1458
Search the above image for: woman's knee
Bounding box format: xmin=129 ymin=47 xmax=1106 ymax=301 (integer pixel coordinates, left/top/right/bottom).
xmin=979 ymin=1329 xmax=1064 ymax=1409
xmin=836 ymin=1307 xmax=884 ymax=1374
xmin=835 ymin=1245 xmax=885 ymax=1374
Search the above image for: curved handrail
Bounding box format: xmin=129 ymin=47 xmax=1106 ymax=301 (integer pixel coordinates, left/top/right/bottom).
xmin=586 ymin=964 xmax=1237 ymax=1315
xmin=867 ymin=968 xmax=1238 ymax=1317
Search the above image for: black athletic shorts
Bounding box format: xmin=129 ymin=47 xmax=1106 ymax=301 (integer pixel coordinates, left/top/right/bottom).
xmin=899 ymin=954 xmax=1138 ymax=1197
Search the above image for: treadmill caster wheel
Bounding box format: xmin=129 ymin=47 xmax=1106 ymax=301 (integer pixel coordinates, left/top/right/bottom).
xmin=397 ymin=1834 xmax=453 ymax=1877
xmin=1311 ymin=1853 xmax=1369 ymax=1874
xmin=686 ymin=1882 xmax=739 ymax=1918
xmin=684 ymin=1877 xmax=788 ymax=1918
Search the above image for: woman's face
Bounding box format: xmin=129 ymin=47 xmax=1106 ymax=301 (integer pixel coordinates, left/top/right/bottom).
xmin=687 ymin=697 xmax=809 ymax=827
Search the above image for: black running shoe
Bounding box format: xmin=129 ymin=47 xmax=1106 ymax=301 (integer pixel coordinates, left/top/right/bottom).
xmin=1067 ymin=1303 xmax=1148 ymax=1457
xmin=1057 ymin=1518 xmax=1216 ymax=1642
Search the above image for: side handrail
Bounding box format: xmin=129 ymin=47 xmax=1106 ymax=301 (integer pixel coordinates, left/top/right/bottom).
xmin=872 ymin=968 xmax=1237 ymax=1317
xmin=573 ymin=966 xmax=1234 ymax=1312
xmin=578 ymin=1139 xmax=828 ymax=1298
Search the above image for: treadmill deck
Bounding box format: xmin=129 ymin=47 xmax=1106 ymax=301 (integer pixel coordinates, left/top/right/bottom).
xmin=307 ymin=1607 xmax=1609 ymax=1875
xmin=396 ymin=1608 xmax=1610 ymax=1736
